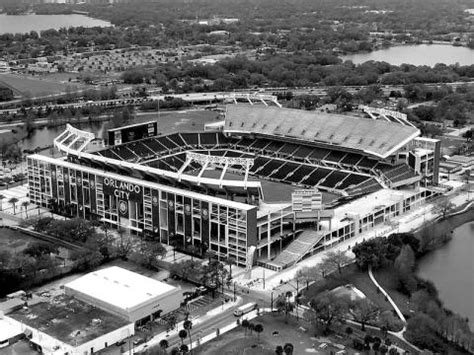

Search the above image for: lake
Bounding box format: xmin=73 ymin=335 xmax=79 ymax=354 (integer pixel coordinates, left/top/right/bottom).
xmin=341 ymin=44 xmax=474 ymax=66
xmin=0 ymin=14 xmax=111 ymax=35
xmin=17 ymin=110 xmax=219 ymax=151
xmin=417 ymin=221 xmax=474 ymax=329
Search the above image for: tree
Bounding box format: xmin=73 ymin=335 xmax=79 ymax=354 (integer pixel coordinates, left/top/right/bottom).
xmin=170 ymin=347 xmax=180 ymax=355
xmin=352 ymin=238 xmax=388 ymax=270
xmin=405 ymin=313 xmax=445 ymax=353
xmin=165 ymin=313 xmax=177 ymax=332
xmin=308 ymin=291 xmax=349 ymax=334
xmin=275 ymin=345 xmax=284 ymax=355
xmin=227 ymin=255 xmax=236 ymax=277
xmin=463 ymin=129 xmax=473 ymax=142
xmin=438 ymin=197 xmax=455 ymax=219
xmin=254 ymin=323 xmax=263 ymax=340
xmin=22 ymin=200 xmax=30 ymax=218
xmin=248 ymin=323 xmax=256 ymax=336
xmin=241 ymin=319 xmax=250 ymax=336
xmin=274 ymin=293 xmax=294 ymax=323
xmin=178 ymin=329 xmax=187 ymax=345
xmin=321 ymin=250 xmax=351 ymax=275
xmin=8 ymin=197 xmax=19 ymax=215
xmin=201 ymin=259 xmax=229 ymax=297
xmin=169 ymin=259 xmax=202 ymax=282
xmin=159 ymin=339 xmax=169 ymax=353
xmin=394 ymin=244 xmax=415 ymax=273
xmin=296 ymin=266 xmax=319 ymax=290
xmin=0 ymin=194 xmax=5 ymax=211
xmin=351 ymin=298 xmax=379 ymax=331
xmin=138 ymin=241 xmax=167 ymax=270
xmin=23 ymin=242 xmax=58 ymax=258
xmin=283 ymin=343 xmax=294 ymax=355
xmin=180 ymin=344 xmax=189 ymax=354
xmin=183 ymin=319 xmax=193 ymax=352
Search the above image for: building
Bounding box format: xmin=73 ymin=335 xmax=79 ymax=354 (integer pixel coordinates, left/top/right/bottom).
xmin=65 ymin=266 xmax=183 ymax=324
xmin=0 ymin=318 xmax=23 ymax=349
xmin=6 ymin=294 xmax=134 ymax=355
xmin=27 ymin=105 xmax=441 ymax=270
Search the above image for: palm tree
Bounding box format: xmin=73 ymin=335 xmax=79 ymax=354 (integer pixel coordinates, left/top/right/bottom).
xmin=159 ymin=339 xmax=169 ymax=354
xmin=8 ymin=197 xmax=19 ymax=215
xmin=227 ymin=256 xmax=236 ymax=277
xmin=0 ymin=194 xmax=5 ymax=211
xmin=248 ymin=323 xmax=255 ymax=336
xmin=241 ymin=319 xmax=250 ymax=336
xmin=183 ymin=319 xmax=193 ymax=353
xmin=178 ymin=329 xmax=187 ymax=346
xmin=254 ymin=323 xmax=263 ymax=340
xmin=22 ymin=201 xmax=29 ymax=218
xmin=283 ymin=343 xmax=294 ymax=355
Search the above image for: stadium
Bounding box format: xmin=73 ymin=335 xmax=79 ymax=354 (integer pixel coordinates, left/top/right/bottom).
xmin=27 ymin=104 xmax=441 ymax=271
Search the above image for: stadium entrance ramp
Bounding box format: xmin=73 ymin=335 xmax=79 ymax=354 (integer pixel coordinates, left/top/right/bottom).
xmin=264 ymin=230 xmax=326 ymax=271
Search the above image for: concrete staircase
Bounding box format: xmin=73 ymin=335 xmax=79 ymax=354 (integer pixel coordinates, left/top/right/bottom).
xmin=269 ymin=230 xmax=325 ymax=270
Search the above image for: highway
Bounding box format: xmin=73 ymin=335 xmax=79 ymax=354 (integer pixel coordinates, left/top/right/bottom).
xmin=2 ymin=80 xmax=474 ymax=117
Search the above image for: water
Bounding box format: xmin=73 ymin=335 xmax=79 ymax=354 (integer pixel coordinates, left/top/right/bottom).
xmin=0 ymin=14 xmax=111 ymax=35
xmin=417 ymin=221 xmax=474 ymax=328
xmin=341 ymin=44 xmax=474 ymax=66
xmin=18 ymin=110 xmax=218 ymax=151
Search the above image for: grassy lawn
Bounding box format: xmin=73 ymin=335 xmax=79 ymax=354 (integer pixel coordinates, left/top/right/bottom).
xmin=0 ymin=226 xmax=44 ymax=253
xmin=0 ymin=73 xmax=75 ymax=97
xmin=135 ymin=109 xmax=221 ymax=134
xmin=372 ymin=268 xmax=412 ymax=316
xmin=302 ymin=263 xmax=395 ymax=314
xmin=196 ymin=314 xmax=323 ymax=355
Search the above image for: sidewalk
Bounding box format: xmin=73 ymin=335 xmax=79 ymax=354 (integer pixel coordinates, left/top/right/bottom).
xmin=235 ymin=189 xmax=472 ymax=292
xmin=129 ymin=295 xmax=244 ymax=354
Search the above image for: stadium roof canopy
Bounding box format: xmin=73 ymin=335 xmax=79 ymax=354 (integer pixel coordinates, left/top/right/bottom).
xmin=65 ymin=266 xmax=177 ymax=311
xmin=224 ymin=105 xmax=420 ymax=159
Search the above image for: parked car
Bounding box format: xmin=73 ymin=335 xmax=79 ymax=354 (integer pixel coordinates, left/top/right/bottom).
xmin=133 ymin=338 xmax=145 ymax=346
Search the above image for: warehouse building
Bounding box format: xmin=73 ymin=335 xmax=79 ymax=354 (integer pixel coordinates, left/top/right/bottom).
xmin=65 ymin=266 xmax=183 ymax=324
xmin=6 ymin=294 xmax=134 ymax=355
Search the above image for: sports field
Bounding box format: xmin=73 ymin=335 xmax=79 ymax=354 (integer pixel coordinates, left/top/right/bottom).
xmin=133 ymin=109 xmax=223 ymax=133
xmin=0 ymin=73 xmax=76 ymax=97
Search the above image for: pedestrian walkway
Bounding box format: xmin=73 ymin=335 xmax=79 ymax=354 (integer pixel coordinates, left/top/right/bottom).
xmin=130 ymin=296 xmax=244 ymax=354
xmin=0 ymin=184 xmax=41 ymax=218
xmin=237 ymin=189 xmax=472 ymax=292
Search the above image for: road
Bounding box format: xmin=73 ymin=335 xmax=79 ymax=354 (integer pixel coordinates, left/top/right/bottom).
xmin=131 ymin=292 xmax=255 ymax=354
xmin=2 ymin=80 xmax=474 ymax=116
xmin=0 ymin=108 xmax=205 ymax=130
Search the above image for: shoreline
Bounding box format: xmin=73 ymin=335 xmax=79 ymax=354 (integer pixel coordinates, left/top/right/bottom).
xmin=414 ymin=204 xmax=474 ymax=330
xmin=339 ymin=42 xmax=474 ymax=60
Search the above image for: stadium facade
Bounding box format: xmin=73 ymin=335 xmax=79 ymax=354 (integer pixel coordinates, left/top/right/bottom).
xmin=27 ymin=105 xmax=441 ymax=270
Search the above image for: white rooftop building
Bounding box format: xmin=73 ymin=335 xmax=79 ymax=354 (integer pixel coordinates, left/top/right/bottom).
xmin=65 ymin=266 xmax=183 ymax=324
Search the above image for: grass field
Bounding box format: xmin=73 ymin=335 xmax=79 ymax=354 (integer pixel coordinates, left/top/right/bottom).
xmin=196 ymin=314 xmax=324 ymax=355
xmin=0 ymin=226 xmax=41 ymax=253
xmin=0 ymin=73 xmax=77 ymax=97
xmin=133 ymin=109 xmax=223 ymax=134
xmin=302 ymin=263 xmax=395 ymax=314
